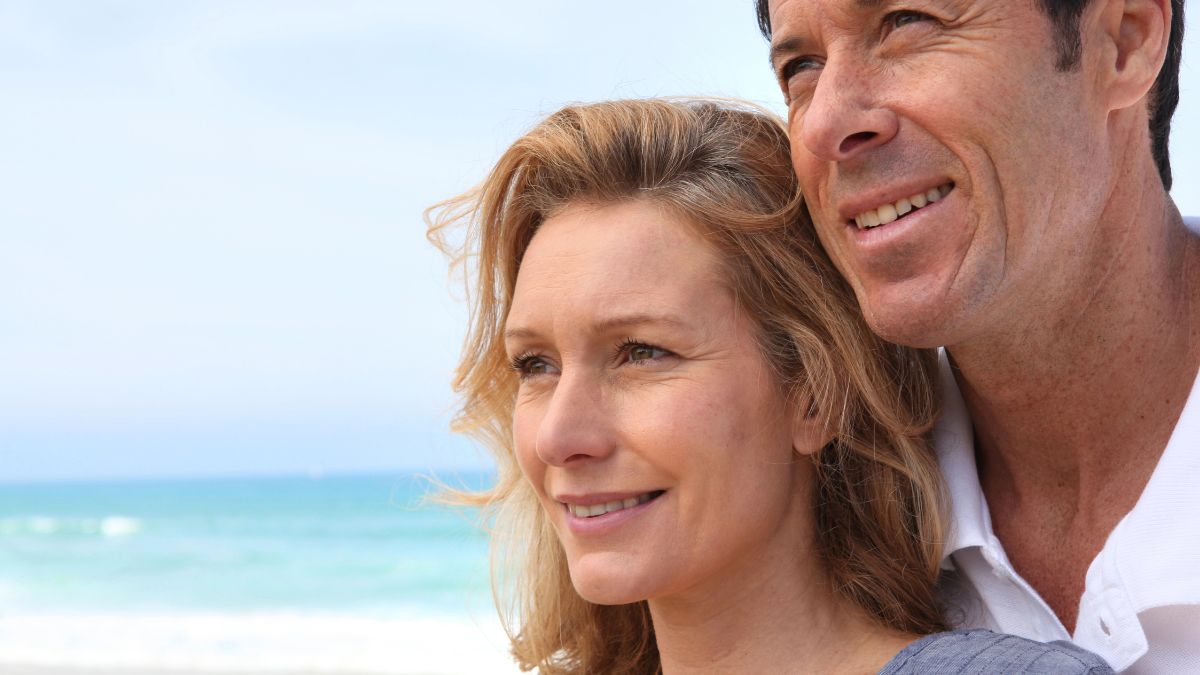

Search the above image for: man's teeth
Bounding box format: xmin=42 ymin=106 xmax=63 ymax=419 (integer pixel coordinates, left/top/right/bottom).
xmin=567 ymin=492 xmax=657 ymax=518
xmin=853 ymin=183 xmax=953 ymax=229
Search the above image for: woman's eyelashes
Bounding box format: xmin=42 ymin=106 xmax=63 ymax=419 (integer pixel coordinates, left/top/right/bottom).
xmin=509 ymin=340 xmax=675 ymax=381
xmin=614 ymin=339 xmax=674 ymax=367
xmin=510 ymin=352 xmax=559 ymax=380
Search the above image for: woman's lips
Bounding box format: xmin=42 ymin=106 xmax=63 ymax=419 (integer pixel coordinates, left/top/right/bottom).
xmin=560 ymin=489 xmax=666 ymax=535
xmin=562 ymin=489 xmax=664 ymax=518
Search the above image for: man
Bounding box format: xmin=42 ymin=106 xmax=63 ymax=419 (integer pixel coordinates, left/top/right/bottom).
xmin=758 ymin=0 xmax=1194 ymax=672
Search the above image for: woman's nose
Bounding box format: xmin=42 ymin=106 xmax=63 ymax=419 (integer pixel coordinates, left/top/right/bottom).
xmin=533 ymin=373 xmax=617 ymax=467
xmin=798 ymin=57 xmax=899 ymax=163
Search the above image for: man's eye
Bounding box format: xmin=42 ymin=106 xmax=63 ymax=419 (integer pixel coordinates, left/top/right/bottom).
xmin=780 ymin=56 xmax=822 ymax=83
xmin=629 ymin=345 xmax=666 ymax=362
xmin=779 ymin=56 xmax=823 ymax=105
xmin=885 ymin=10 xmax=932 ymax=32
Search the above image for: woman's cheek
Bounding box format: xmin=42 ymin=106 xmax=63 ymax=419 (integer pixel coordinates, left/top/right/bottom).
xmin=512 ymin=405 xmax=547 ymax=489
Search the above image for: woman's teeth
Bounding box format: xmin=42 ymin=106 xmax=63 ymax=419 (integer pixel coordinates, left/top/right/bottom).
xmin=853 ymin=183 xmax=953 ymax=229
xmin=567 ymin=491 xmax=660 ymax=518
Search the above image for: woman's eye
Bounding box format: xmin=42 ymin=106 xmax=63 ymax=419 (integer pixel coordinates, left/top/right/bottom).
xmin=511 ymin=354 xmax=558 ymax=379
xmin=621 ymin=342 xmax=671 ymax=364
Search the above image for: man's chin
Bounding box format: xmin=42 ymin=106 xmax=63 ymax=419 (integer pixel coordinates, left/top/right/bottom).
xmin=858 ymin=294 xmax=967 ymax=349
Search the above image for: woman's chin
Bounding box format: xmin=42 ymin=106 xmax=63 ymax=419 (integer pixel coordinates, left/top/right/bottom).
xmin=568 ymin=557 xmax=657 ymax=606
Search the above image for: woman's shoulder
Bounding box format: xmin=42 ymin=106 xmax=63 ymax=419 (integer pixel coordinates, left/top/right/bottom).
xmin=878 ymin=629 xmax=1113 ymax=675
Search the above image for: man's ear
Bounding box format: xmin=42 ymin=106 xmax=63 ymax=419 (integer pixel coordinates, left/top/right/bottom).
xmin=1092 ymin=0 xmax=1170 ymax=111
xmin=791 ymin=397 xmax=836 ymax=457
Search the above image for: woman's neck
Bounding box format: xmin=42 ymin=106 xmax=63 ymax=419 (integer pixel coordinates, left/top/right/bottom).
xmin=647 ymin=525 xmax=916 ymax=674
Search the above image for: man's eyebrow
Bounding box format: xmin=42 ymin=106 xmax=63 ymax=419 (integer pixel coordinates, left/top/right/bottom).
xmin=503 ymin=312 xmax=692 ymax=341
xmin=768 ymin=36 xmax=808 ymax=69
xmin=770 ymin=0 xmax=892 ymax=67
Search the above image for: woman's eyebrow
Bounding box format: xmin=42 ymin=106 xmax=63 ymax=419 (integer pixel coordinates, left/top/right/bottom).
xmin=589 ymin=312 xmax=691 ymax=334
xmin=503 ymin=326 xmax=541 ymax=341
xmin=503 ymin=312 xmax=692 ymax=342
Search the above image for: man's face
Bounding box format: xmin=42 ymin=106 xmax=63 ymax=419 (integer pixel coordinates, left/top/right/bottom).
xmin=768 ymin=0 xmax=1112 ymax=347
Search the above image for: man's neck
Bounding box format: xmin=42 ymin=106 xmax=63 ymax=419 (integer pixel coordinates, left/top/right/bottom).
xmin=952 ymin=198 xmax=1197 ymax=499
xmin=947 ymin=183 xmax=1200 ymax=628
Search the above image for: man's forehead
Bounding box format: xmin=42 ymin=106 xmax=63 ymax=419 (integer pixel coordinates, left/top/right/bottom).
xmin=768 ymin=0 xmax=886 ymax=24
xmin=767 ymin=0 xmax=878 ymax=58
xmin=768 ymin=0 xmax=958 ymax=33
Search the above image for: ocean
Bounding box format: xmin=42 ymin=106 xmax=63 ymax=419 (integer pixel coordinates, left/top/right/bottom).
xmin=0 ymin=472 xmax=518 ymax=673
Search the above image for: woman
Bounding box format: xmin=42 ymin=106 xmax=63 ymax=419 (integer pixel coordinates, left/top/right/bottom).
xmin=427 ymin=99 xmax=1110 ymax=674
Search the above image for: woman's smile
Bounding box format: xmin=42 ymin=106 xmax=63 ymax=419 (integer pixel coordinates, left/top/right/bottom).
xmin=558 ymin=489 xmax=667 ymax=535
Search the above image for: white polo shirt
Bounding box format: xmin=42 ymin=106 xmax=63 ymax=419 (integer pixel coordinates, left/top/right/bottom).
xmin=935 ymin=318 xmax=1200 ymax=674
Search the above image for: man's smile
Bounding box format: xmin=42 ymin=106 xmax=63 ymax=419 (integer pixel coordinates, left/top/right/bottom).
xmin=851 ymin=182 xmax=954 ymax=229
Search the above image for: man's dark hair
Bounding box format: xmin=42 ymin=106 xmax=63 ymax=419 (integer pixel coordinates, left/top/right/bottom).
xmin=754 ymin=0 xmax=1185 ymax=190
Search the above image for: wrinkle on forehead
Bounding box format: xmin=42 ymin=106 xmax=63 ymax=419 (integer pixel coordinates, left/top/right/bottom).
xmin=768 ymin=0 xmax=871 ymax=35
xmin=770 ymin=0 xmax=975 ymax=36
xmin=505 ymin=200 xmax=739 ymax=342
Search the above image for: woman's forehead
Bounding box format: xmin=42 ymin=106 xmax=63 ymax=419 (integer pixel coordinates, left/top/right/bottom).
xmin=505 ymin=201 xmax=736 ymax=335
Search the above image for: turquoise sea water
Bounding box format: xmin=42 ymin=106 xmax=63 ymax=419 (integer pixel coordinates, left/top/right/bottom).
xmin=0 ymin=472 xmax=513 ymax=672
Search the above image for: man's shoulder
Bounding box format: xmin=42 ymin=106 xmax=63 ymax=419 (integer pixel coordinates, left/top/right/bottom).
xmin=879 ymin=630 xmax=1113 ymax=675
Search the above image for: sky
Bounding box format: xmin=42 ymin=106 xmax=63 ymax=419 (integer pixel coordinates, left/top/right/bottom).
xmin=2 ymin=1 xmax=1198 ymax=483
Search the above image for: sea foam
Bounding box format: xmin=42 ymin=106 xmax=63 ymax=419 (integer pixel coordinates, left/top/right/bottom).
xmin=0 ymin=611 xmax=518 ymax=674
xmin=0 ymin=473 xmax=508 ymax=672
xmin=0 ymin=515 xmax=143 ymax=537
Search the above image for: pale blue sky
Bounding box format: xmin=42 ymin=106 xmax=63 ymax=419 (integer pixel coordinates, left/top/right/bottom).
xmin=2 ymin=1 xmax=1198 ymax=483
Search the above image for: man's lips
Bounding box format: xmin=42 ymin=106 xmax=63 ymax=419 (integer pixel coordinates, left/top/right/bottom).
xmin=835 ymin=181 xmax=955 ymax=228
xmin=848 ymin=183 xmax=955 ymax=230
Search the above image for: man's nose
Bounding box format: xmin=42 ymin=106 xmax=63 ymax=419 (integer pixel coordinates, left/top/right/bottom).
xmin=798 ymin=57 xmax=899 ymax=163
xmin=534 ymin=373 xmax=616 ymax=467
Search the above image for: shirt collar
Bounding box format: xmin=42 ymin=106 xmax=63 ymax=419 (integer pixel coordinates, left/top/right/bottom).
xmin=1090 ymin=361 xmax=1200 ymax=611
xmin=933 ymin=349 xmax=993 ymax=565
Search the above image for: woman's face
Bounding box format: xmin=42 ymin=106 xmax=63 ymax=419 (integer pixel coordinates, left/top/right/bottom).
xmin=504 ymin=199 xmax=831 ymax=605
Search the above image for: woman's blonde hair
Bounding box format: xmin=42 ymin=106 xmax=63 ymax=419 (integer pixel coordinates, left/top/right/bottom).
xmin=427 ymin=98 xmax=946 ymax=674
